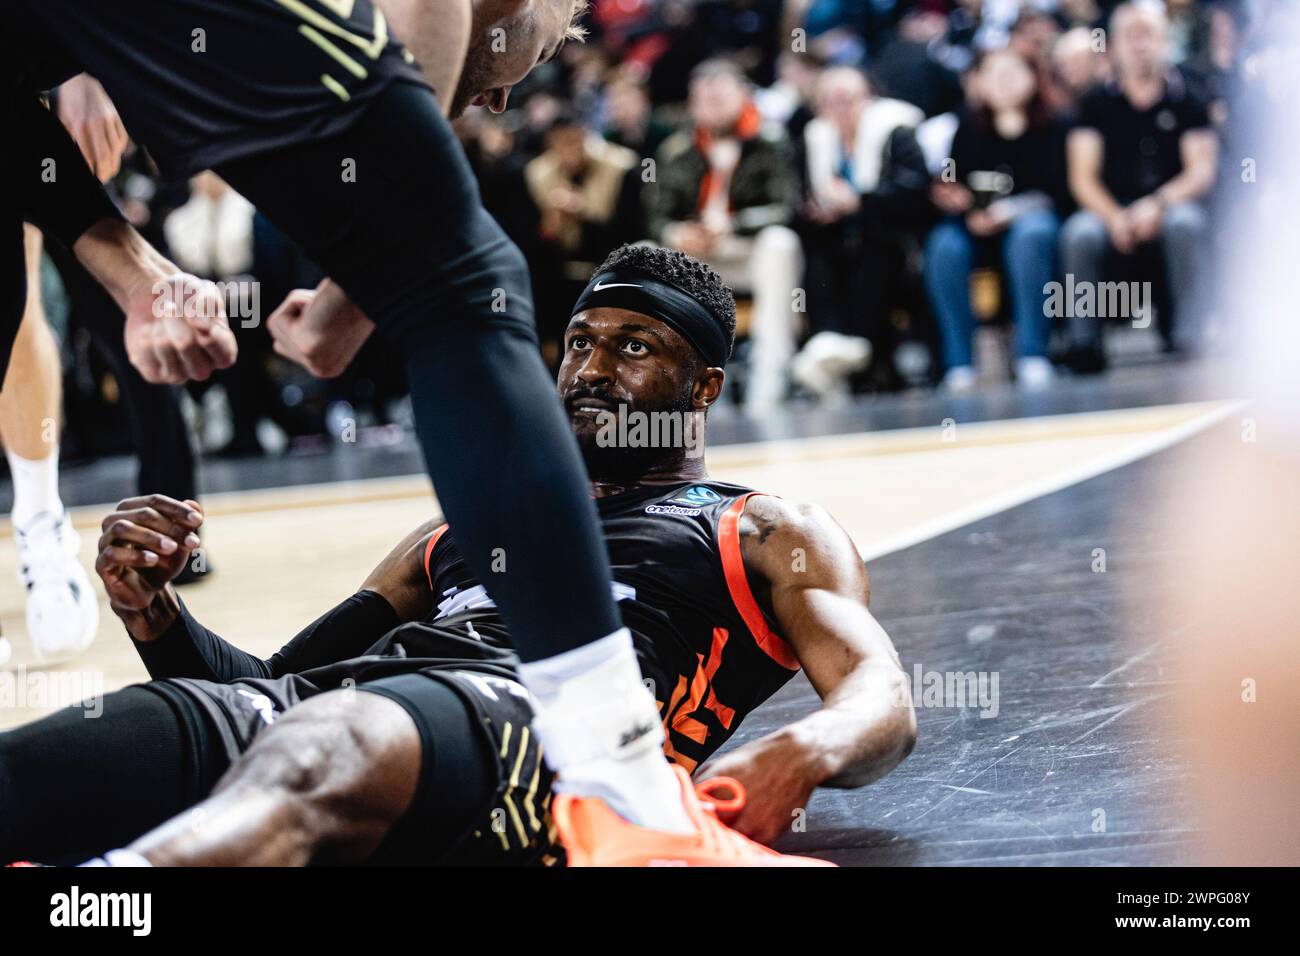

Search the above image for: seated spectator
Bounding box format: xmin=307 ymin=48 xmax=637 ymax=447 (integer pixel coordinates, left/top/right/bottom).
xmin=870 ymin=9 xmax=967 ymax=118
xmin=1061 ymin=0 xmax=1218 ymax=370
xmin=755 ymin=51 xmax=822 ymax=144
xmin=1053 ymin=27 xmax=1109 ymax=113
xmin=526 ymin=110 xmax=641 ymax=358
xmin=601 ymin=71 xmax=673 ymax=161
xmin=648 ymin=59 xmax=801 ymax=416
xmin=793 ymin=65 xmax=928 ymax=402
xmin=1009 ymin=8 xmax=1074 ymax=117
xmin=924 ymin=47 xmax=1070 ymax=393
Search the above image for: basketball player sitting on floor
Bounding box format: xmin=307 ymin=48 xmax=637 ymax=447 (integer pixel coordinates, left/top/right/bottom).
xmin=0 ymin=246 xmax=916 ymax=867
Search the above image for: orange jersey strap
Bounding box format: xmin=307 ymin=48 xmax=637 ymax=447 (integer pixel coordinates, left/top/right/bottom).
xmin=718 ymin=494 xmax=800 ymax=671
xmin=422 ymin=524 xmax=451 ymax=590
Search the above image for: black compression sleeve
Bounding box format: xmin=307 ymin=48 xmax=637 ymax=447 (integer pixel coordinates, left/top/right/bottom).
xmin=132 ymin=589 xmax=401 ymax=682
xmin=16 ymin=93 xmax=123 ymax=247
xmin=132 ymin=596 xmax=271 ymax=682
xmin=264 ymin=589 xmax=402 ymax=676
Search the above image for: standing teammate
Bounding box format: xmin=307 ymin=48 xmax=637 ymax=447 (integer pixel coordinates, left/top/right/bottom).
xmin=0 ymin=227 xmax=97 ymax=665
xmin=2 ymin=75 xmax=141 ymax=666
xmin=0 ymin=246 xmax=916 ymax=866
xmin=8 ymin=2 xmax=717 ymax=847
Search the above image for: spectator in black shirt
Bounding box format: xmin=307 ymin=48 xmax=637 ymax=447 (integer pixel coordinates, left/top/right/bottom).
xmin=924 ymin=47 xmax=1069 ymax=393
xmin=1061 ymin=0 xmax=1218 ymax=368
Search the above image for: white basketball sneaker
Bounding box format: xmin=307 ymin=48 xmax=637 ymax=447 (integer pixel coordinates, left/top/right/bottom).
xmin=15 ymin=511 xmax=98 ymax=663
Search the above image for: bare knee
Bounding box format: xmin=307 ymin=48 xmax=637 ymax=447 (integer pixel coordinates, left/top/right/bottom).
xmin=213 ymin=690 xmax=422 ymax=863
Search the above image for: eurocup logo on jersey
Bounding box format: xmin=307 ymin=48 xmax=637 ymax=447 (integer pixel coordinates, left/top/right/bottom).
xmin=669 ymin=486 xmax=722 ymax=507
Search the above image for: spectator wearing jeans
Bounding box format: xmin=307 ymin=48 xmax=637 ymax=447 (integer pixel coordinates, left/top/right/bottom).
xmin=794 ymin=65 xmax=928 ymax=402
xmin=1060 ymin=0 xmax=1218 ymax=370
xmin=648 ymin=59 xmax=801 ymax=416
xmin=925 ymin=47 xmax=1070 ymax=393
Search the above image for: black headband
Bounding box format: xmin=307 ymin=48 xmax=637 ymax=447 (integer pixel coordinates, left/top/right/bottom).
xmin=570 ymin=270 xmax=731 ymax=369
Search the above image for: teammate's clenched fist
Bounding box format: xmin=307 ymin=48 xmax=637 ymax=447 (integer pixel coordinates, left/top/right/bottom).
xmin=267 ymin=280 xmax=374 ymax=379
xmin=126 ymin=273 xmax=239 ymax=384
xmin=95 ymin=494 xmax=204 ymax=639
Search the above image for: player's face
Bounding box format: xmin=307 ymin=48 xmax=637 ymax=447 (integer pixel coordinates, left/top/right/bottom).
xmin=451 ymin=0 xmax=571 ymax=118
xmin=559 ymin=308 xmax=707 ymax=476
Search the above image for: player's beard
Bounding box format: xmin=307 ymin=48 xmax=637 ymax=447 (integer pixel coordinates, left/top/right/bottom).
xmin=574 ymin=386 xmax=700 ymax=483
xmin=448 ymin=31 xmax=493 ymax=120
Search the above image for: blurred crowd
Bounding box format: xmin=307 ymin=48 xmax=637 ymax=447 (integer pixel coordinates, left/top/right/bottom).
xmin=31 ymin=0 xmax=1262 ymax=477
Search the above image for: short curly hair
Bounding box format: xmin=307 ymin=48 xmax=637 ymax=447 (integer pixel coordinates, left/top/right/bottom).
xmin=594 ymin=244 xmax=737 ymax=362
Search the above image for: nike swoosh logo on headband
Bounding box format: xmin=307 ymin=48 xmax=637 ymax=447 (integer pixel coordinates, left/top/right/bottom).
xmin=592 ymin=281 xmax=643 ymax=291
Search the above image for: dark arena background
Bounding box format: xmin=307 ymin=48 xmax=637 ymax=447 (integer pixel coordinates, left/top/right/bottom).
xmin=1 ymin=0 xmax=1295 ymax=934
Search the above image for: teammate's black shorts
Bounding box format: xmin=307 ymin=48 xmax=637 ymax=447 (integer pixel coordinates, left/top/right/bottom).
xmin=163 ymin=668 xmax=559 ymax=866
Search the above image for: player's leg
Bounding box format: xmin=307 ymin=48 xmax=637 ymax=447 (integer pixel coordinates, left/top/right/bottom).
xmin=214 ymin=82 xmax=690 ymax=833
xmin=121 ymin=676 xmax=498 ymax=866
xmin=0 ymin=225 xmax=97 ymax=661
xmin=0 ymin=685 xmax=227 ymax=864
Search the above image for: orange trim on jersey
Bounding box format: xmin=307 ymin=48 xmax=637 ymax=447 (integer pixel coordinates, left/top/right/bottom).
xmin=718 ymin=495 xmax=800 ymax=671
xmin=423 ymin=524 xmax=450 ymax=591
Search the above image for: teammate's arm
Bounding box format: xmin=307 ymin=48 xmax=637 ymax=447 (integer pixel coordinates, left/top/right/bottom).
xmin=697 ymin=496 xmax=916 ymax=845
xmin=376 ymin=0 xmax=472 ymax=116
xmin=16 ymin=93 xmax=238 ymax=383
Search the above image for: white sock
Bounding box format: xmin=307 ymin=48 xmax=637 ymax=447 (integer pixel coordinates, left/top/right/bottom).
xmin=79 ymin=848 xmax=153 ymax=867
xmin=520 ymin=629 xmax=693 ymax=834
xmin=6 ymin=447 xmax=62 ymax=528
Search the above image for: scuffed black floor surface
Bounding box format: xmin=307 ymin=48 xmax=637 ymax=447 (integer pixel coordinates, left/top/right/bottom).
xmin=737 ymin=421 xmax=1228 ymax=866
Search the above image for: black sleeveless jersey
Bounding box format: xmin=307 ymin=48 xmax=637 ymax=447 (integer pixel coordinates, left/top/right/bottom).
xmin=14 ymin=0 xmax=425 ymax=178
xmin=417 ymin=480 xmax=803 ymax=772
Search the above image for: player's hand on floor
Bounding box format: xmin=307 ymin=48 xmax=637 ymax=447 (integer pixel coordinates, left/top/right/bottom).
xmin=267 ymin=282 xmax=375 ymax=379
xmin=57 ymin=73 xmax=128 ymax=183
xmin=125 ymin=274 xmax=238 ymax=384
xmin=696 ymin=733 xmax=819 ymax=847
xmin=96 ymin=495 xmax=204 ymax=616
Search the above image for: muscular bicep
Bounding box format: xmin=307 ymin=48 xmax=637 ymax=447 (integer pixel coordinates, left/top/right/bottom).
xmin=740 ymin=498 xmax=901 ymax=700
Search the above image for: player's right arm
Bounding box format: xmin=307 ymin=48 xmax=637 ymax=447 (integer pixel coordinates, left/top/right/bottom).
xmin=95 ymin=494 xmax=439 ymax=680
